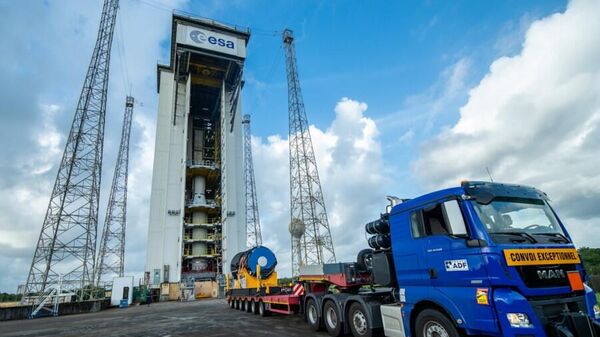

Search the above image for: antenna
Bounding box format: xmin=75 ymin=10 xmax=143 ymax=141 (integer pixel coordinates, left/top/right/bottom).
xmin=283 ymin=29 xmax=336 ymax=277
xmin=23 ymin=0 xmax=119 ymax=306
xmin=242 ymin=114 xmax=262 ymax=248
xmin=95 ymin=96 xmax=134 ymax=287
xmin=486 ymin=166 xmax=494 ymax=182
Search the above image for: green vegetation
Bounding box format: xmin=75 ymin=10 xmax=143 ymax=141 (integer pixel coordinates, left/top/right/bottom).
xmin=579 ymin=247 xmax=600 ymax=275
xmin=0 ymin=293 xmax=22 ymax=302
xmin=278 ymin=277 xmax=293 ymax=286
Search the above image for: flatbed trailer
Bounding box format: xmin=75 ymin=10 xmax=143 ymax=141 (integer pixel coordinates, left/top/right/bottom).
xmin=226 ymin=261 xmax=389 ymax=337
xmin=227 ymin=288 xmax=302 ymax=316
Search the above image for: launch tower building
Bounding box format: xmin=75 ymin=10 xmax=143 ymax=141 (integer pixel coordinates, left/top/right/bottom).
xmin=146 ymin=14 xmax=249 ymax=290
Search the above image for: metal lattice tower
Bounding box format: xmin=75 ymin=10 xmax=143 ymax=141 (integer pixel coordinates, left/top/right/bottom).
xmin=23 ymin=0 xmax=119 ymax=303
xmin=242 ymin=114 xmax=262 ymax=248
xmin=283 ymin=29 xmax=336 ymax=277
xmin=95 ymin=96 xmax=134 ymax=286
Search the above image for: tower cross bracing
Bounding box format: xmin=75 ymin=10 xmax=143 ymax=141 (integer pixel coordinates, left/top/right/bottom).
xmin=23 ymin=0 xmax=119 ymax=303
xmin=283 ymin=29 xmax=336 ymax=277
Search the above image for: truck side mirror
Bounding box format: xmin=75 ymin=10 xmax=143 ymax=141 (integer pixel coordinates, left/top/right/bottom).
xmin=443 ymin=200 xmax=468 ymax=236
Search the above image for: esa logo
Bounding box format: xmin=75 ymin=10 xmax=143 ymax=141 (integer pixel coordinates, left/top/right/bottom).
xmin=190 ymin=29 xmax=235 ymax=49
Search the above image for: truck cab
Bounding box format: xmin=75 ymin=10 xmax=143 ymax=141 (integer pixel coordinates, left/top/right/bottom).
xmin=382 ymin=181 xmax=600 ymax=337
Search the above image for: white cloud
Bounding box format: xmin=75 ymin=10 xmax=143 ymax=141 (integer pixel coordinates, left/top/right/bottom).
xmin=413 ymin=0 xmax=600 ymax=247
xmin=377 ymin=57 xmax=471 ymax=146
xmin=28 ymin=104 xmax=64 ymax=175
xmin=254 ymin=98 xmax=388 ymax=276
xmin=0 ymin=0 xmax=188 ymax=292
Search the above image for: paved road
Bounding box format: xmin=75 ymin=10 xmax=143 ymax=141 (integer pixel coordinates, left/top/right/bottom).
xmin=0 ymin=299 xmax=329 ymax=337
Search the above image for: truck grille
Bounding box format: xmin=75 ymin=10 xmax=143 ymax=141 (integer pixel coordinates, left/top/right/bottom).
xmin=528 ymin=295 xmax=587 ymax=325
xmin=517 ymin=264 xmax=577 ymax=288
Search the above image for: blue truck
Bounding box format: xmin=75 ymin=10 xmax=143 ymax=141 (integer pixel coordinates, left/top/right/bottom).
xmin=356 ymin=181 xmax=600 ymax=337
xmin=228 ymin=181 xmax=600 ymax=337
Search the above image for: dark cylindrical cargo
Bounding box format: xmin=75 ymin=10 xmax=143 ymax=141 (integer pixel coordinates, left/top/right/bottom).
xmin=365 ymin=218 xmax=390 ymax=235
xmin=230 ymin=246 xmax=278 ymax=279
xmin=368 ymin=234 xmax=391 ymax=250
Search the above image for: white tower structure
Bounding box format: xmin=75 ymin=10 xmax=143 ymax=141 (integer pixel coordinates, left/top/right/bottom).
xmin=145 ymin=14 xmax=249 ymax=291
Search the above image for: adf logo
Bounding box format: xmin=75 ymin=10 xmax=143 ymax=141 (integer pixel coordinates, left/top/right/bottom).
xmin=190 ymin=30 xmax=207 ymax=44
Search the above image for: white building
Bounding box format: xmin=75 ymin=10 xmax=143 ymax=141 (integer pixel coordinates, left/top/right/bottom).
xmin=145 ymin=14 xmax=249 ymax=289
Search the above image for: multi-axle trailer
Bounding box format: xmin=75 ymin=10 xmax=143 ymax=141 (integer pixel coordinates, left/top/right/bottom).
xmin=226 ymin=259 xmax=389 ymax=337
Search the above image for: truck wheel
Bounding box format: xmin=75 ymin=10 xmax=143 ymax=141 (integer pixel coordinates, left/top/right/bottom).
xmin=229 ymin=299 xmax=234 ymax=309
xmin=246 ymin=300 xmax=252 ymax=313
xmin=323 ymin=300 xmax=343 ymax=337
xmin=306 ymin=298 xmax=322 ymax=331
xmin=250 ymin=300 xmax=256 ymax=314
xmin=258 ymin=301 xmax=270 ymax=317
xmin=348 ymin=302 xmax=372 ymax=337
xmin=415 ymin=309 xmax=460 ymax=337
xmin=235 ymin=299 xmax=241 ymax=310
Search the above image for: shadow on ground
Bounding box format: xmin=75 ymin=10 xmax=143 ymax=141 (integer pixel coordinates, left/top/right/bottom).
xmin=0 ymin=299 xmax=329 ymax=337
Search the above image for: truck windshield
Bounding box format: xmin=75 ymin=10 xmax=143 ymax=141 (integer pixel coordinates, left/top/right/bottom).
xmin=471 ymin=197 xmax=570 ymax=244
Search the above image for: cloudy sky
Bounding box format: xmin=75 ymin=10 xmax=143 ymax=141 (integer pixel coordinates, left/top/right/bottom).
xmin=1 ymin=0 xmax=598 ymax=292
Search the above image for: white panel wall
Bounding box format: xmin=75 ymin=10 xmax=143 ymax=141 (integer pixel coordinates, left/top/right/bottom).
xmin=145 ymin=70 xmax=190 ymax=285
xmin=221 ymin=97 xmax=247 ymax=273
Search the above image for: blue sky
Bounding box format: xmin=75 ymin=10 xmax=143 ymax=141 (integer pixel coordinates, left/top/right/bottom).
xmin=2 ymin=0 xmax=599 ymax=292
xmin=189 ymin=0 xmax=566 ymax=196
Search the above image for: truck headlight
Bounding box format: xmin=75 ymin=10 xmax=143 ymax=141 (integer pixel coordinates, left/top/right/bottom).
xmin=594 ymin=304 xmax=600 ymax=319
xmin=507 ymin=313 xmax=533 ymax=328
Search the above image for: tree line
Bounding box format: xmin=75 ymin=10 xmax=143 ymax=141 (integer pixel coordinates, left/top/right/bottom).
xmin=0 ymin=293 xmax=22 ymax=302
xmin=580 ymin=247 xmax=600 ymax=275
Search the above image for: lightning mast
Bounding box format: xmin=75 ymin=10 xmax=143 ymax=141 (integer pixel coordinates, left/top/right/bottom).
xmin=242 ymin=114 xmax=262 ymax=248
xmin=95 ymin=96 xmax=134 ymax=286
xmin=283 ymin=29 xmax=336 ymax=277
xmin=23 ymin=0 xmax=119 ymax=303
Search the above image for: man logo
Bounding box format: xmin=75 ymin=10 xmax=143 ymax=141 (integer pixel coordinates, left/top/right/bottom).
xmin=190 ymin=30 xmax=207 ymax=44
xmin=537 ymin=269 xmax=566 ymax=280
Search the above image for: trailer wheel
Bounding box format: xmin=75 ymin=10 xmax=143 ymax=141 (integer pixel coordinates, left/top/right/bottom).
xmin=246 ymin=300 xmax=252 ymax=313
xmin=306 ymin=298 xmax=322 ymax=331
xmin=229 ymin=299 xmax=234 ymax=309
xmin=258 ymin=301 xmax=270 ymax=317
xmin=323 ymin=300 xmax=343 ymax=337
xmin=250 ymin=300 xmax=256 ymax=314
xmin=348 ymin=302 xmax=372 ymax=337
xmin=235 ymin=299 xmax=241 ymax=310
xmin=415 ymin=309 xmax=460 ymax=337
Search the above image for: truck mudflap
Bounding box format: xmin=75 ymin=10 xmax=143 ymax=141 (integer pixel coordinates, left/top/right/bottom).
xmin=547 ymin=312 xmax=600 ymax=337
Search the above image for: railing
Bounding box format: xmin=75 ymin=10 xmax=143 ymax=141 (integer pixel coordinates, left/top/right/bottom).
xmin=183 ymin=234 xmax=221 ymax=241
xmin=184 ymin=217 xmax=220 ymax=224
xmin=183 ymin=222 xmax=221 ymax=229
xmin=186 ymin=159 xmax=216 ymax=169
xmin=185 ymin=198 xmax=218 ymax=208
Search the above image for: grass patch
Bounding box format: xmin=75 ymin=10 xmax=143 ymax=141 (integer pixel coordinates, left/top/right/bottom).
xmin=597 ymin=293 xmax=600 ymax=303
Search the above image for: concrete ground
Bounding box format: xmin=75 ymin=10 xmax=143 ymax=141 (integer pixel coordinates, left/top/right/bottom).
xmin=0 ymin=299 xmax=328 ymax=337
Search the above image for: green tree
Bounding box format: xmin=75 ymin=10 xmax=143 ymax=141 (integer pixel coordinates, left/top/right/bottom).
xmin=579 ymin=247 xmax=600 ymax=275
xmin=0 ymin=293 xmax=21 ymax=302
xmin=278 ymin=277 xmax=293 ymax=286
